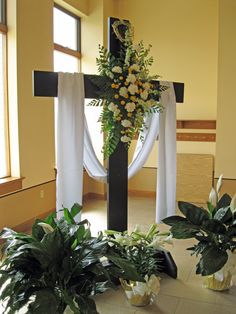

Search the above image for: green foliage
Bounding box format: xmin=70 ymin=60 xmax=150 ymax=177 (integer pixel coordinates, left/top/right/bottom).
xmin=0 ymin=204 xmax=141 ymax=314
xmin=163 ymin=193 xmax=236 ymax=276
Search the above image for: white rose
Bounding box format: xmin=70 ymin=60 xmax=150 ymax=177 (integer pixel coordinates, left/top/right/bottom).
xmin=113 ymin=109 xmax=120 ymax=116
xmin=119 ymin=86 xmax=128 ymax=97
xmin=112 ymin=66 xmax=122 ymax=73
xmin=121 ymin=135 xmax=131 ymax=143
xmin=125 ymin=102 xmax=135 ymax=112
xmin=130 ymin=63 xmax=140 ymax=72
xmin=108 ymin=102 xmax=117 ymax=112
xmin=126 ymin=73 xmax=136 ymax=84
xmin=121 ymin=119 xmax=132 ymax=128
xmin=128 ymin=84 xmax=138 ymax=95
xmin=140 ymin=90 xmax=148 ymax=100
xmin=143 ymin=82 xmax=151 ymax=90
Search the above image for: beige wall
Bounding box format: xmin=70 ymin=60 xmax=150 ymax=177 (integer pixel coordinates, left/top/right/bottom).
xmin=116 ymin=0 xmax=219 ymax=120
xmin=215 ymin=0 xmax=236 ymax=179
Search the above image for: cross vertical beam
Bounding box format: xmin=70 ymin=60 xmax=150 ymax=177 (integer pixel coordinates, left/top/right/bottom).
xmin=107 ymin=17 xmax=128 ymax=231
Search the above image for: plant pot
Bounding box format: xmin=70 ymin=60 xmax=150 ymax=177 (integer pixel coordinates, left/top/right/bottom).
xmin=120 ymin=275 xmax=160 ymax=307
xmin=204 ymin=272 xmax=233 ymax=291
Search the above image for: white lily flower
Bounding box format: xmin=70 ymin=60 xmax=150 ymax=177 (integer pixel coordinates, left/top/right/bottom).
xmin=38 ymin=222 xmax=54 ymax=234
xmin=216 ymin=174 xmax=223 ymax=195
xmin=209 ymin=187 xmax=217 ymax=207
xmin=230 ymin=194 xmax=236 ymax=213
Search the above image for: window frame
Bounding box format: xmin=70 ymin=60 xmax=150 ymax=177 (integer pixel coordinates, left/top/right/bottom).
xmin=53 ymin=4 xmax=81 ymax=59
xmin=0 ymin=0 xmax=10 ymax=180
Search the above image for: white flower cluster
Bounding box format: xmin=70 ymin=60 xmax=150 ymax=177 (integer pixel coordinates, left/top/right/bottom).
xmin=108 ymin=102 xmax=120 ymax=117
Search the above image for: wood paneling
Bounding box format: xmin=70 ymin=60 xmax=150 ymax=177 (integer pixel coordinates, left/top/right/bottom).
xmin=177 ymin=120 xmax=216 ymax=129
xmin=177 ymin=133 xmax=216 ymax=142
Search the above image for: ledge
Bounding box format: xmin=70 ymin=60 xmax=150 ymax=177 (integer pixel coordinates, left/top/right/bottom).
xmin=0 ymin=177 xmax=24 ymax=196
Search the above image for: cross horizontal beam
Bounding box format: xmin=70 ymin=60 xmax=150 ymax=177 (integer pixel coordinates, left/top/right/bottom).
xmin=33 ymin=71 xmax=184 ymax=103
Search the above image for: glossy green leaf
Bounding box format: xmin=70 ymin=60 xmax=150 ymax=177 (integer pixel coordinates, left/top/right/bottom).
xmin=178 ymin=201 xmax=209 ymax=225
xmin=162 ymin=215 xmax=187 ymax=226
xmin=196 ymin=246 xmax=228 ymax=275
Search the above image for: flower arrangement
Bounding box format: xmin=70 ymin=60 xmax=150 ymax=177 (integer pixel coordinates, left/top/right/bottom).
xmin=163 ymin=175 xmax=236 ymax=291
xmin=89 ymin=19 xmax=164 ymax=158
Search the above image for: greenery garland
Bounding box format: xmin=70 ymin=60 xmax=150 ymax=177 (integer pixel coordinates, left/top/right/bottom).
xmin=89 ymin=19 xmax=164 ymax=159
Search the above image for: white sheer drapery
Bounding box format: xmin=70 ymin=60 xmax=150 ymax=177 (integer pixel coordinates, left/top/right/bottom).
xmin=56 ymin=73 xmax=176 ymax=222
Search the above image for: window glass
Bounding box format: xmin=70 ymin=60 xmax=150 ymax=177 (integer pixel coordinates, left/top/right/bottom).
xmin=54 ymin=50 xmax=80 ymax=73
xmin=53 ymin=7 xmax=78 ymax=50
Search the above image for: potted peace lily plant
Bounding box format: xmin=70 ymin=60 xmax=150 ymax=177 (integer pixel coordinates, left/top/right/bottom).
xmin=0 ymin=204 xmax=143 ymax=314
xmin=163 ymin=176 xmax=236 ymax=291
xmin=104 ymin=224 xmax=172 ymax=306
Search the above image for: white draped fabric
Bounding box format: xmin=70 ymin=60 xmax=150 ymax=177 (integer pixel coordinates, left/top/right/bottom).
xmin=156 ymin=82 xmax=176 ymax=222
xmin=57 ymin=73 xmax=176 ymax=222
xmin=56 ymin=73 xmax=84 ymax=216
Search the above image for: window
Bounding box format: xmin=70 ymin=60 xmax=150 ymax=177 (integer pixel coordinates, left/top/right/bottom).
xmin=53 ymin=5 xmax=81 ymax=72
xmin=0 ymin=0 xmax=9 ymax=179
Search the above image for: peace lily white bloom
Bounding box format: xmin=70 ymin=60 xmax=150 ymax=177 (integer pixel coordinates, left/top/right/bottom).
xmin=209 ymin=187 xmax=217 ymax=207
xmin=216 ymin=174 xmax=223 ymax=194
xmin=230 ymin=194 xmax=236 ymax=213
xmin=112 ymin=66 xmax=122 ymax=73
xmin=125 ymin=102 xmax=136 ymax=112
xmin=38 ymin=222 xmax=54 ymax=234
xmin=119 ymin=86 xmax=128 ymax=97
xmin=108 ymin=102 xmax=118 ymax=112
xmin=128 ymin=83 xmax=138 ymax=95
xmin=121 ymin=135 xmax=131 ymax=143
xmin=126 ymin=73 xmax=136 ymax=84
xmin=140 ymin=90 xmax=148 ymax=100
xmin=121 ymin=119 xmax=132 ymax=128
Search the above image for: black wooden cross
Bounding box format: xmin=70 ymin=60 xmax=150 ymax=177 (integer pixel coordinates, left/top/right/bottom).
xmin=33 ymin=17 xmax=184 ymax=233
